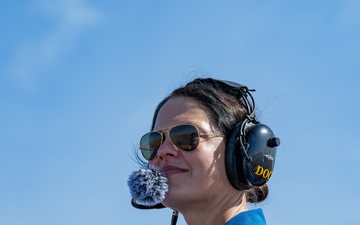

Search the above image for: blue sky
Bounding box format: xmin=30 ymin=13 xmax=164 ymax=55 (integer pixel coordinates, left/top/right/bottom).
xmin=1 ymin=0 xmax=359 ymax=224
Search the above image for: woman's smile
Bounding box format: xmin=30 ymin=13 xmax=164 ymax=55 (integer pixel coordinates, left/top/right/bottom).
xmin=161 ymin=165 xmax=189 ymax=176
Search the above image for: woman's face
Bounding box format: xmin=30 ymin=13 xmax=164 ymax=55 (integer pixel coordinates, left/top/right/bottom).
xmin=149 ymin=96 xmax=233 ymax=210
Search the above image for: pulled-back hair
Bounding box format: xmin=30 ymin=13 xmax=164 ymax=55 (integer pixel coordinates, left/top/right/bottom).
xmin=150 ymin=78 xmax=268 ymax=203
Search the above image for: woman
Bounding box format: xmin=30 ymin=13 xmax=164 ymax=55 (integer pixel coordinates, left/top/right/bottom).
xmin=135 ymin=78 xmax=279 ymax=225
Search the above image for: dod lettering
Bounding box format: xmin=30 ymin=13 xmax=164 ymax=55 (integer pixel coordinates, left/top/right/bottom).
xmin=254 ymin=165 xmax=272 ymax=180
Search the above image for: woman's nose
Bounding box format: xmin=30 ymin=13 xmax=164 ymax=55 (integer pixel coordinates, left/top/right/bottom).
xmin=156 ymin=135 xmax=179 ymax=160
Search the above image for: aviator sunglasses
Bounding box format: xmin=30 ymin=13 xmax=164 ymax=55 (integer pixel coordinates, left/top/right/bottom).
xmin=139 ymin=124 xmax=224 ymax=161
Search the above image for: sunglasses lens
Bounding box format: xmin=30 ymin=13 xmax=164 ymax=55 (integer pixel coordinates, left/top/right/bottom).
xmin=139 ymin=132 xmax=162 ymax=160
xmin=139 ymin=125 xmax=200 ymax=161
xmin=170 ymin=125 xmax=199 ymax=151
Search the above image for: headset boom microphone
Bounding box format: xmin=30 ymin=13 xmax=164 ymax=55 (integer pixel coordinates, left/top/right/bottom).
xmin=128 ymin=165 xmax=178 ymax=225
xmin=128 ymin=165 xmax=168 ymax=206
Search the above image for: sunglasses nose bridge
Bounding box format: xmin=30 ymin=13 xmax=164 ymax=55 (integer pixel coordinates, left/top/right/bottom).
xmin=156 ymin=131 xmax=180 ymax=160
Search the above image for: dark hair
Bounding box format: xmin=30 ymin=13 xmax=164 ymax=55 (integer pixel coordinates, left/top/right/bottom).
xmin=150 ymin=78 xmax=268 ymax=203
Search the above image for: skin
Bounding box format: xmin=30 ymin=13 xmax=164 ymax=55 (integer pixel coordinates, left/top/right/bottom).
xmin=150 ymin=96 xmax=248 ymax=225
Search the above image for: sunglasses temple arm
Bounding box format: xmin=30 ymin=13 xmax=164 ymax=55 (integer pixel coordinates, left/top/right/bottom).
xmin=171 ymin=210 xmax=179 ymax=225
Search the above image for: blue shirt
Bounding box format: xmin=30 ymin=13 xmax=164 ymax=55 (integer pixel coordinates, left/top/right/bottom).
xmin=225 ymin=208 xmax=266 ymax=225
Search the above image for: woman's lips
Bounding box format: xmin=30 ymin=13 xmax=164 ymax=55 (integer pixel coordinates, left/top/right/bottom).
xmin=161 ymin=165 xmax=188 ymax=176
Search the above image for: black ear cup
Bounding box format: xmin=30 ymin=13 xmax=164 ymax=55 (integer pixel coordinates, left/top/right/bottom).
xmin=225 ymin=121 xmax=280 ymax=190
xmin=243 ymin=123 xmax=279 ymax=186
xmin=225 ymin=122 xmax=250 ymax=190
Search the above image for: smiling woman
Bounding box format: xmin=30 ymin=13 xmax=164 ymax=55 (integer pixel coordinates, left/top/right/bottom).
xmin=130 ymin=77 xmax=280 ymax=225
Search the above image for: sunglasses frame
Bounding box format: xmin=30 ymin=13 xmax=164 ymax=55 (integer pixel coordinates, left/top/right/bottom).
xmin=139 ymin=124 xmax=224 ymax=161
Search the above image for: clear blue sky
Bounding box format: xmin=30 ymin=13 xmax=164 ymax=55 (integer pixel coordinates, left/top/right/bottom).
xmin=1 ymin=0 xmax=359 ymax=224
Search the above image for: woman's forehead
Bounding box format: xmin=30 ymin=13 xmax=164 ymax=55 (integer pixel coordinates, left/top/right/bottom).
xmin=154 ymin=97 xmax=211 ymax=130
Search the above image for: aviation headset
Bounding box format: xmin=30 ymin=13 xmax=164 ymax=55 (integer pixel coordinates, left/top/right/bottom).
xmin=220 ymin=80 xmax=280 ymax=190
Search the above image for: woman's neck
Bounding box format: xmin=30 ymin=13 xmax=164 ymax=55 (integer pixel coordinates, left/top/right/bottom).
xmin=180 ymin=192 xmax=248 ymax=225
